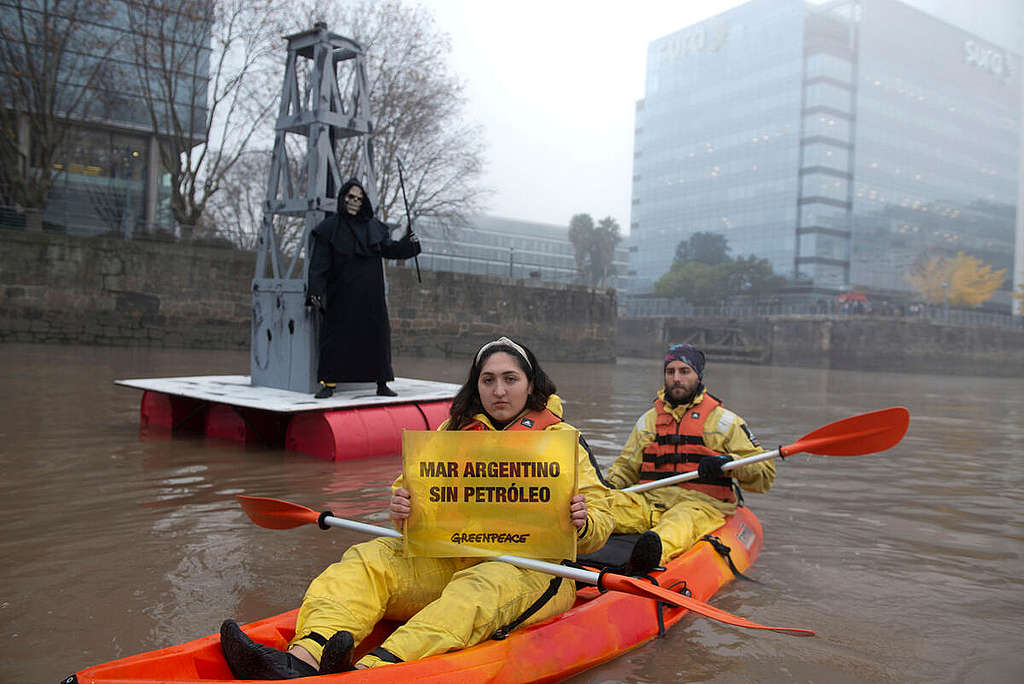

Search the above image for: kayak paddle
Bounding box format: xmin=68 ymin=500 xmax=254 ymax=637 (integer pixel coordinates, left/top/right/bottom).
xmin=623 ymin=406 xmax=910 ymax=494
xmin=236 ymin=494 xmax=813 ymax=636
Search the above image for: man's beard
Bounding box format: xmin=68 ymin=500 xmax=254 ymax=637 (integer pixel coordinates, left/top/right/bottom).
xmin=664 ymin=383 xmax=699 ymax=407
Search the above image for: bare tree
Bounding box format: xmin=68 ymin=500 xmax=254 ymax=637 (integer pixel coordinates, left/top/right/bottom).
xmin=203 ymin=149 xmax=265 ymax=250
xmin=0 ymin=0 xmax=117 ymax=226
xmin=206 ymin=0 xmax=488 ymax=250
xmin=204 ymin=147 xmax=305 ymax=252
xmin=313 ymin=0 xmax=489 ymax=228
xmin=125 ymin=0 xmax=287 ymax=235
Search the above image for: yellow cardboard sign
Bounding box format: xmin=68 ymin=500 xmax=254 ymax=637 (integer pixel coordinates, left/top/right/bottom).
xmin=401 ymin=429 xmax=578 ymax=559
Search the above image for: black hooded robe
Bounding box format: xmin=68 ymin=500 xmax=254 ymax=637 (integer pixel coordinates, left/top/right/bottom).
xmin=307 ymin=179 xmax=421 ymax=384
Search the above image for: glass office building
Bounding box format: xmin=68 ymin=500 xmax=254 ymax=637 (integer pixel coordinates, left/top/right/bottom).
xmin=0 ymin=0 xmax=210 ymax=237
xmin=629 ymin=0 xmax=1021 ymax=310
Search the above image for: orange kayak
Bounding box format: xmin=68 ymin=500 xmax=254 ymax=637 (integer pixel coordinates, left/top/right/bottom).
xmin=68 ymin=506 xmax=763 ymax=684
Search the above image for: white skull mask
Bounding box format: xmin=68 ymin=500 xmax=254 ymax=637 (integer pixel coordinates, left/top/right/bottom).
xmin=343 ymin=186 xmax=364 ymax=215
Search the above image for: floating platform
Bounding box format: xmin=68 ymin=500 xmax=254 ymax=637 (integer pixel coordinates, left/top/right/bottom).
xmin=115 ymin=375 xmax=458 ymax=461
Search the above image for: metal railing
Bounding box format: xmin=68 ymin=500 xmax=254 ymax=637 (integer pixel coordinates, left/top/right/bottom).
xmin=618 ymin=297 xmax=1023 ymax=330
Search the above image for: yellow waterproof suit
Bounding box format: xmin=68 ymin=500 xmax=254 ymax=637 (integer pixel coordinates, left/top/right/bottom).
xmin=605 ymin=387 xmax=774 ymax=563
xmin=289 ymin=395 xmax=613 ymax=668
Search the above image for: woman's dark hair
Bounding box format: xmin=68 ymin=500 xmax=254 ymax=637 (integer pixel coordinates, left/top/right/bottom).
xmin=445 ymin=338 xmax=557 ymax=430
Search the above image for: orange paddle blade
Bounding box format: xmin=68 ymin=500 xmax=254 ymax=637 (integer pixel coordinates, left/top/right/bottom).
xmin=785 ymin=406 xmax=909 ymax=457
xmin=236 ymin=495 xmax=321 ymax=529
xmin=601 ymin=573 xmax=814 ymax=636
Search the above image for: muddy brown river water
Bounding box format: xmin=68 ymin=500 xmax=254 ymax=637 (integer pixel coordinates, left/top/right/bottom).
xmin=0 ymin=343 xmax=1021 ymax=683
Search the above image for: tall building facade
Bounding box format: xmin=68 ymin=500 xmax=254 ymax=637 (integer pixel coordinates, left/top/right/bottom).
xmin=629 ymin=0 xmax=1021 ymax=311
xmin=0 ymin=0 xmax=210 ymax=237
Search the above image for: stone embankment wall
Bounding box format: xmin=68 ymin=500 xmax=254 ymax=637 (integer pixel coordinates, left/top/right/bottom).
xmin=5 ymin=231 xmax=1020 ymax=375
xmin=386 ymin=268 xmax=617 ymax=362
xmin=1 ymin=230 xmax=253 ymax=349
xmin=618 ymin=315 xmax=1024 ymax=377
xmin=0 ymin=230 xmax=617 ymax=362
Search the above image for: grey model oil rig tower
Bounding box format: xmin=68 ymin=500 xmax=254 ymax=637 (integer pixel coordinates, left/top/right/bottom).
xmin=250 ymin=23 xmax=378 ymax=393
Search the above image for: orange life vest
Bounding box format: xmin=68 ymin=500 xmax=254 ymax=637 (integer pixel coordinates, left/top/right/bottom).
xmin=639 ymin=393 xmax=735 ymax=503
xmin=462 ymin=407 xmax=563 ymax=432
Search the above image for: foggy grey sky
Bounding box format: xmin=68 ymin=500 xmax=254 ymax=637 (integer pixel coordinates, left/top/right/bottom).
xmin=416 ymin=0 xmax=1022 ymax=233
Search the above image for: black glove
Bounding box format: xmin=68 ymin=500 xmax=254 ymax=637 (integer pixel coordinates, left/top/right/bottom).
xmin=308 ymin=295 xmax=325 ymax=313
xmin=697 ymin=455 xmax=733 ymax=480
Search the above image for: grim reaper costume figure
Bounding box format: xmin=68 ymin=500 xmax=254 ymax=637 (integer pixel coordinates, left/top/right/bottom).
xmin=307 ymin=179 xmax=421 ymax=398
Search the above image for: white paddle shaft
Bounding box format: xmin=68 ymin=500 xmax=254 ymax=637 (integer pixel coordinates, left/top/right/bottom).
xmin=321 ymin=515 xmax=602 ymax=585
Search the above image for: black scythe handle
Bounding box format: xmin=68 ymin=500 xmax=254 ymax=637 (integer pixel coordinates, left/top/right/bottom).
xmin=396 ymin=157 xmax=422 ymax=283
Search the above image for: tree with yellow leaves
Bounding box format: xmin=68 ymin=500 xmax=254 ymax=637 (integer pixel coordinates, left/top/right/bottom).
xmin=905 ymin=252 xmax=1006 ymax=308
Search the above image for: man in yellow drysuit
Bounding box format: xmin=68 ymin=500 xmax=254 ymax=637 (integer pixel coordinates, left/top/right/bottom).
xmin=605 ymin=343 xmax=774 ymax=572
xmin=220 ymin=336 xmax=613 ymax=677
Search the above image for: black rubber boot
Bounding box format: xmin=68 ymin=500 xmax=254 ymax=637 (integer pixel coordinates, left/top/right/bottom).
xmin=318 ymin=630 xmax=356 ymax=674
xmin=376 ymin=382 xmax=397 ymax=397
xmin=314 ymin=384 xmax=334 ymax=399
xmin=219 ymin=619 xmax=318 ymax=680
xmin=623 ymin=530 xmax=663 ymax=576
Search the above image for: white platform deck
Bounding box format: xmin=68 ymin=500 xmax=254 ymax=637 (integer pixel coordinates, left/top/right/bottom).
xmin=115 ymin=375 xmax=460 ymax=413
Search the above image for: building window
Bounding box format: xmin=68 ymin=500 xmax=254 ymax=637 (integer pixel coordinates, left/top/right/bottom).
xmin=44 ymin=129 xmax=148 ymax=236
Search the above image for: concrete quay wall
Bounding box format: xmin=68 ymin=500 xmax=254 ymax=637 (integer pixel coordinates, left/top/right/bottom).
xmin=0 ymin=230 xmax=617 ymax=362
xmin=617 ymin=315 xmax=1024 ymax=377
xmin=4 ymin=231 xmax=1020 ymax=375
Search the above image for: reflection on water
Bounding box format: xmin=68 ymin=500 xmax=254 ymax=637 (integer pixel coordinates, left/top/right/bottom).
xmin=0 ymin=344 xmax=1021 ymax=683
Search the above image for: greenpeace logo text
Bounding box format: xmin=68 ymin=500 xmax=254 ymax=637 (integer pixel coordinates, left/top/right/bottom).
xmin=450 ymin=532 xmax=531 ymax=544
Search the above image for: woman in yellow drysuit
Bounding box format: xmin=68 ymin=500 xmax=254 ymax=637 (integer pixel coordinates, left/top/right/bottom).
xmin=220 ymin=336 xmax=614 ymax=678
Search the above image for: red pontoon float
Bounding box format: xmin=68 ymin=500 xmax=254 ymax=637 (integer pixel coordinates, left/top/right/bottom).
xmin=117 ymin=375 xmax=457 ymax=461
